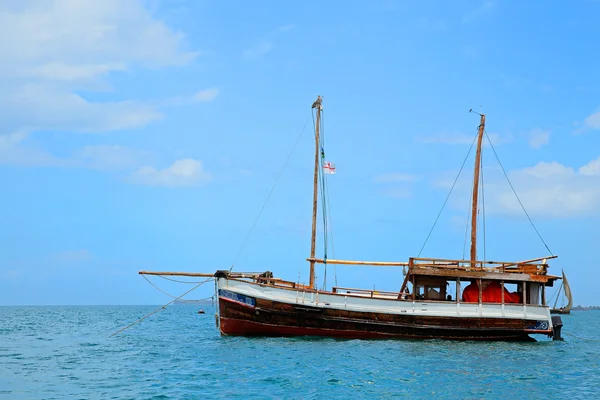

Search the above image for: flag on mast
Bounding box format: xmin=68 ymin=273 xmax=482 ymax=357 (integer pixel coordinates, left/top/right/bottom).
xmin=323 ymin=161 xmax=336 ymax=175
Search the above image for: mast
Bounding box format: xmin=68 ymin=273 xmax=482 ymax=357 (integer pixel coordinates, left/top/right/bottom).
xmin=309 ymin=96 xmax=323 ymax=288
xmin=470 ymin=114 xmax=486 ymax=266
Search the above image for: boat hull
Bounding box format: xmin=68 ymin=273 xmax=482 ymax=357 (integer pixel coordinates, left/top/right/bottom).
xmin=550 ymin=309 xmax=570 ymax=315
xmin=216 ymin=278 xmax=554 ymax=342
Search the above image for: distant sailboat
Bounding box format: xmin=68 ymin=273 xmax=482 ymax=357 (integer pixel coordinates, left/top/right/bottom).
xmin=550 ymin=270 xmax=572 ymax=314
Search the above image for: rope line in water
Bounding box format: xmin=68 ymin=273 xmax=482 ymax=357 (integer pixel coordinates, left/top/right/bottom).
xmin=563 ymin=331 xmax=600 ymax=342
xmin=109 ymin=277 xmax=213 ymax=338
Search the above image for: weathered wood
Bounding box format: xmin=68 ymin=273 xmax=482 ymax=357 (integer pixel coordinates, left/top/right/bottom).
xmin=331 ymin=286 xmax=399 ymax=296
xmin=409 ymin=266 xmax=559 ymax=283
xmin=500 ymin=255 xmax=557 ymax=268
xmin=218 ymin=295 xmax=546 ymax=341
xmin=411 ymin=255 xmax=556 ymax=267
xmin=309 ymin=96 xmax=323 ymax=289
xmin=139 ymin=271 xmax=272 ymax=279
xmin=470 ymin=114 xmax=486 ymax=265
xmin=307 ymin=258 xmax=409 ymax=266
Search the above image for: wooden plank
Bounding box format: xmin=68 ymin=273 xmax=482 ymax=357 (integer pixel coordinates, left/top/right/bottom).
xmin=409 ymin=267 xmax=559 ymax=282
xmin=410 ymin=255 xmax=557 ymax=266
xmin=139 ymin=270 xmax=269 ymax=278
xmin=139 ymin=271 xmax=216 ymax=277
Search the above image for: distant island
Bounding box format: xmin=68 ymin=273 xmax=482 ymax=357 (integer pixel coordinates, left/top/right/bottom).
xmin=572 ymin=305 xmax=600 ymax=311
xmin=173 ymin=299 xmax=213 ymax=305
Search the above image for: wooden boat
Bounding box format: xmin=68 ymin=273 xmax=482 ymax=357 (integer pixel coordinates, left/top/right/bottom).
xmin=140 ymin=96 xmax=565 ymax=341
xmin=550 ymin=270 xmax=572 ymax=314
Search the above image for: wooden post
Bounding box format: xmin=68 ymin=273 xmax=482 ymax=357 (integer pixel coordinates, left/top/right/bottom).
xmin=456 ymin=278 xmax=461 ymax=303
xmin=541 ymin=283 xmax=546 ymax=306
xmin=309 ymin=96 xmax=322 ymax=289
xmin=522 ymin=282 xmax=527 ymax=305
xmin=501 ymin=280 xmax=505 ymax=304
xmin=478 ymin=279 xmax=482 ymax=304
xmin=470 ymin=114 xmax=486 ymax=267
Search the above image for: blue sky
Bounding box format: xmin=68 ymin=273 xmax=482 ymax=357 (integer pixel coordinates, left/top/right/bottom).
xmin=1 ymin=0 xmax=600 ymax=306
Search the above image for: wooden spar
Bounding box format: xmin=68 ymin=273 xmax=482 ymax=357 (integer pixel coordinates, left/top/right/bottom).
xmin=307 ymin=255 xmax=556 ymax=268
xmin=139 ymin=271 xmax=270 ymax=278
xmin=307 ymin=258 xmax=409 ymax=266
xmin=470 ymin=114 xmax=486 ymax=266
xmin=410 ymin=255 xmax=557 ymax=267
xmin=500 ymin=255 xmax=558 ymax=268
xmin=139 ymin=271 xmax=215 ymax=277
xmin=309 ymin=96 xmax=323 ymax=289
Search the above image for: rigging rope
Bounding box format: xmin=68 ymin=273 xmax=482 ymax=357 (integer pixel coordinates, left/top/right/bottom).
xmin=481 ymin=150 xmax=487 ymax=261
xmin=229 ymin=115 xmax=312 ymax=272
xmin=321 ymin=109 xmax=337 ymax=287
xmin=325 ymin=174 xmax=337 ymax=287
xmin=109 ymin=277 xmax=213 ymax=338
xmin=418 ymin=130 xmax=479 ymax=257
xmin=462 ymin=180 xmax=473 ymax=260
xmin=142 ymin=274 xmax=178 ymax=299
xmin=484 ymin=130 xmax=553 ymax=255
xmin=156 ymin=275 xmax=207 ymax=284
xmin=316 ymin=108 xmax=329 ymax=291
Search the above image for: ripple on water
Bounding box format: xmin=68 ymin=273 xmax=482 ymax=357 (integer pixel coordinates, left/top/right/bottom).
xmin=0 ymin=307 xmax=598 ymax=399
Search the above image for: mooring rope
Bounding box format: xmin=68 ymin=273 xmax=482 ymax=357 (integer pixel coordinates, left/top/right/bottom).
xmin=109 ymin=276 xmax=213 ymax=338
xmin=563 ymin=331 xmax=600 ymax=342
xmin=156 ymin=275 xmax=207 ymax=284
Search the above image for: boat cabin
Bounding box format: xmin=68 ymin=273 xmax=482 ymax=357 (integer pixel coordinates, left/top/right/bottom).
xmin=400 ymin=256 xmax=559 ymax=306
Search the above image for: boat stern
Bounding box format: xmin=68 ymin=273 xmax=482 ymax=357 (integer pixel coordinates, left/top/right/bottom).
xmin=551 ymin=315 xmax=564 ymax=341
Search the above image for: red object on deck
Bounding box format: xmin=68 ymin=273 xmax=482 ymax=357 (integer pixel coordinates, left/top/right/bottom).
xmin=462 ymin=282 xmax=479 ymax=302
xmin=462 ymin=281 xmax=522 ymax=303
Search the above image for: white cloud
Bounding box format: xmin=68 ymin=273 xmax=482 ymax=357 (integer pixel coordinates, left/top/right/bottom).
xmin=54 ymin=249 xmax=93 ymax=263
xmin=373 ymin=173 xmax=418 ymax=183
xmin=193 ymin=88 xmax=219 ymax=102
xmin=462 ymin=1 xmax=496 ymax=23
xmin=277 ymin=25 xmax=295 ymax=33
xmin=374 ymin=173 xmax=418 ymax=199
xmin=243 ymin=41 xmax=274 ymax=60
xmin=578 ymin=157 xmax=600 ymax=176
xmin=0 ymin=131 xmax=63 ymax=166
xmin=381 ymin=187 xmax=412 ymax=199
xmin=0 ymin=136 xmax=151 ymax=170
xmin=0 ymin=0 xmax=198 ymax=137
xmin=242 ymin=24 xmax=295 ymax=60
xmin=436 ymin=157 xmax=600 ymax=218
xmin=131 ymin=158 xmax=211 ymax=187
xmin=573 ymin=109 xmax=600 ymax=134
xmin=528 ymin=128 xmax=549 ymax=149
xmin=75 ymin=145 xmax=152 ymax=170
xmin=584 ymin=112 xmax=600 ymax=130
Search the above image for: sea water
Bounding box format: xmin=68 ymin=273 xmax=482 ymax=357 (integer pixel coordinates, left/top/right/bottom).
xmin=1 ymin=305 xmax=598 ymax=399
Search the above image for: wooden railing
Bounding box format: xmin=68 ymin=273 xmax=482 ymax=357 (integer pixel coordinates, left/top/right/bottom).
xmin=408 ymin=255 xmax=556 ymax=275
xmin=332 ymin=286 xmax=400 ymax=298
